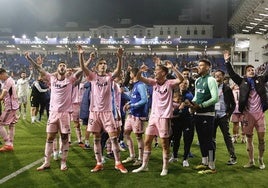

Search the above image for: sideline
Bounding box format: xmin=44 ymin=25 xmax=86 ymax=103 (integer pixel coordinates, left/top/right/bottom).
xmin=0 ymin=158 xmax=43 ymax=184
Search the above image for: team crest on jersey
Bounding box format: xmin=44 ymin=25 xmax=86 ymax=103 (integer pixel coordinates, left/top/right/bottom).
xmin=53 ymin=83 xmax=67 ymax=89
xmin=154 ymin=87 xmax=167 ymax=94
xmin=96 ymin=79 xmax=108 ymax=87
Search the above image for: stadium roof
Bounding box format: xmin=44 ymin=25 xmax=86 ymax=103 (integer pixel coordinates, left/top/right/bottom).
xmin=229 ymin=0 xmax=268 ymax=35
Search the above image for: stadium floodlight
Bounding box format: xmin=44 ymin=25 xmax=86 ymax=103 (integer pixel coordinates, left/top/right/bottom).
xmin=254 ymin=18 xmax=263 ymax=21
xmin=249 ymin=22 xmax=258 ymax=25
xmin=122 ymin=36 xmax=125 ymax=38
xmin=259 ymin=13 xmax=268 ymax=17
xmin=22 ymin=34 xmax=26 ymax=39
xmin=46 ymin=36 xmax=49 ymax=39
xmin=255 ymin=31 xmax=263 ymax=34
xmin=168 ymin=35 xmax=171 ymax=39
xmin=78 ymin=36 xmax=81 ymax=39
xmin=6 ymin=45 xmax=15 ymax=48
xmin=12 ymin=35 xmax=15 ymax=39
xmin=108 ymin=45 xmax=116 ymax=49
xmin=110 ymin=36 xmax=113 ymax=39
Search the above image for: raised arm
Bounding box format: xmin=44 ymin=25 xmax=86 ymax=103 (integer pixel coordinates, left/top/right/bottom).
xmin=34 ymin=81 xmax=48 ymax=93
xmin=123 ymin=65 xmax=132 ymax=87
xmin=25 ymin=53 xmax=46 ymax=76
xmin=224 ymin=50 xmax=242 ymax=85
xmin=85 ymin=51 xmax=95 ymax=67
xmin=69 ymin=67 xmax=84 ymax=82
xmin=28 ymin=67 xmax=33 ymax=80
xmin=136 ymin=64 xmax=151 ymax=85
xmin=112 ymin=47 xmax=123 ymax=78
xmin=165 ymin=60 xmax=184 ymax=84
xmin=77 ymin=45 xmax=94 ymax=77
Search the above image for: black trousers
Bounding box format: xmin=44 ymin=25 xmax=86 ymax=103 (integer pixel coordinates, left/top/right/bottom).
xmin=213 ymin=115 xmax=236 ymax=159
xmin=170 ymin=117 xmax=194 ymax=160
xmin=195 ymin=115 xmax=215 ymax=160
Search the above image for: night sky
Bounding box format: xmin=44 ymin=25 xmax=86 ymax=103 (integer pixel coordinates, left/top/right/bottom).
xmin=0 ymin=0 xmax=190 ymax=35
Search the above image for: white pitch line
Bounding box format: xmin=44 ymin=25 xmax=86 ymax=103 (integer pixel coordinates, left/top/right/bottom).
xmin=0 ymin=158 xmax=43 ymax=184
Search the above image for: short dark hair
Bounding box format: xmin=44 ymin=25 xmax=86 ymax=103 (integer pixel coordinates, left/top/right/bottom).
xmin=58 ymin=61 xmax=66 ymax=64
xmin=0 ymin=68 xmax=6 ymax=74
xmin=130 ymin=67 xmax=139 ymax=76
xmin=157 ymin=64 xmax=169 ymax=75
xmin=215 ymin=69 xmax=225 ymax=76
xmin=244 ymin=65 xmax=254 ymax=74
xmin=199 ymin=59 xmax=211 ymax=67
xmin=182 ymin=68 xmax=190 ymax=72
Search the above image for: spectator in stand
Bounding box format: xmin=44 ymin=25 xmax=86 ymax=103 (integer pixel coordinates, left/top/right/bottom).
xmin=224 ymin=50 xmax=268 ymax=170
xmin=0 ymin=68 xmax=19 ymax=152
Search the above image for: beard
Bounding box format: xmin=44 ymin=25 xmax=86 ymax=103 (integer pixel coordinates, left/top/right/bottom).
xmin=58 ymin=69 xmax=66 ymax=75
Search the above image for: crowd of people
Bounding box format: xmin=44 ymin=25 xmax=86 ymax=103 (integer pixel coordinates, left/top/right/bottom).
xmin=0 ymin=51 xmax=227 ymax=80
xmin=0 ymin=47 xmax=266 ymax=176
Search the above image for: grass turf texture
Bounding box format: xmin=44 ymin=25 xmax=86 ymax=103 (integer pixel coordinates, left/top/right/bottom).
xmin=0 ymin=113 xmax=268 ymax=188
